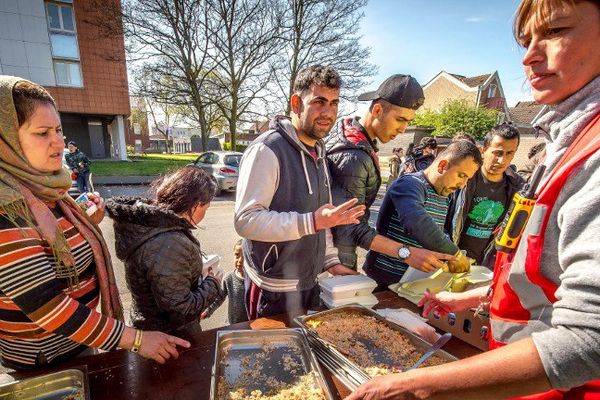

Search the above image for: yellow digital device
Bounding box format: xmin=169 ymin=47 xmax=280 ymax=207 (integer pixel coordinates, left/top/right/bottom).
xmin=495 ymin=165 xmax=546 ymax=254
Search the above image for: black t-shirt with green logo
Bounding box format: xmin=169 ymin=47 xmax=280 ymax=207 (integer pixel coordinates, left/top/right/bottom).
xmin=458 ymin=173 xmax=507 ymax=263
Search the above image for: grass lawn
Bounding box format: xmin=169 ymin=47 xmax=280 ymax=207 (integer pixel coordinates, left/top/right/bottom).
xmin=90 ymin=153 xmax=202 ymax=176
xmin=91 ymin=159 xmax=189 ymax=176
xmin=131 ymin=153 xmax=200 ymax=161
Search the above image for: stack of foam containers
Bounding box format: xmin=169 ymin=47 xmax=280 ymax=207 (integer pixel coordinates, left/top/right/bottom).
xmin=319 ymin=274 xmax=378 ymax=308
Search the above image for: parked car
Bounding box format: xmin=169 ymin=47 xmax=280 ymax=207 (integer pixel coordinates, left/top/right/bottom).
xmin=62 ymin=148 xmax=80 ymax=198
xmin=192 ymin=151 xmax=243 ymax=194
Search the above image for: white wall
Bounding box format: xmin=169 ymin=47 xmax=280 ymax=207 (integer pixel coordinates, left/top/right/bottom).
xmin=0 ymin=0 xmax=55 ymax=85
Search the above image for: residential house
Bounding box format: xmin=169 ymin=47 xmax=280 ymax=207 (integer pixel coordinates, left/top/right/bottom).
xmin=0 ymin=0 xmax=130 ymax=159
xmin=127 ymin=96 xmax=150 ymax=154
xmin=229 ymin=120 xmax=270 ymax=146
xmin=422 ymin=71 xmax=510 ymax=120
xmin=509 ymin=100 xmax=547 ymax=135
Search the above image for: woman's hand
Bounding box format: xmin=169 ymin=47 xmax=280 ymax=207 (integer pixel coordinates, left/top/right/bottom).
xmin=138 ymin=331 xmax=191 ymax=364
xmin=207 ymin=266 xmax=224 ymax=285
xmin=417 ymin=289 xmax=478 ymax=318
xmin=87 ymin=192 xmax=105 ymax=225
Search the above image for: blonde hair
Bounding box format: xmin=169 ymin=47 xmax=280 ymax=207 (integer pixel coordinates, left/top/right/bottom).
xmin=513 ymin=0 xmax=599 ymax=45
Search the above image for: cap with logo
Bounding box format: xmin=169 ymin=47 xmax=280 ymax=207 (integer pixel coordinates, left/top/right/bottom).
xmin=357 ymin=74 xmax=424 ymax=110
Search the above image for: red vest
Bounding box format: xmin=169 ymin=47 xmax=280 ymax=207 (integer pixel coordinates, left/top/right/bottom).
xmin=489 ymin=113 xmax=600 ymax=400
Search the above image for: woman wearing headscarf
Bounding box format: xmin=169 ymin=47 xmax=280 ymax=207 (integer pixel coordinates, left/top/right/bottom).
xmin=0 ymin=76 xmax=189 ymax=369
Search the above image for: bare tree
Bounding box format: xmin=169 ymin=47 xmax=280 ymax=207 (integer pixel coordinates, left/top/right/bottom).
xmin=207 ymin=0 xmax=284 ymax=150
xmin=271 ymin=0 xmax=376 ymax=115
xmin=122 ymin=0 xmax=224 ymax=151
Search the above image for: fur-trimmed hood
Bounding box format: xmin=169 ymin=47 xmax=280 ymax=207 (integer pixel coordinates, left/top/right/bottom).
xmin=105 ymin=196 xmax=196 ymax=261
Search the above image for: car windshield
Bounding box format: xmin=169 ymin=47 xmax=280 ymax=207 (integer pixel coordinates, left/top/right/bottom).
xmin=224 ymin=155 xmax=241 ymax=167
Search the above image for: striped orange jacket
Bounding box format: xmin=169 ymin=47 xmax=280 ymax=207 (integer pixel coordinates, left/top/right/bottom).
xmin=0 ymin=204 xmax=123 ymax=368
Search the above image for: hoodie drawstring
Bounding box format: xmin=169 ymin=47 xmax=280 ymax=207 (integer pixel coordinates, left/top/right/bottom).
xmin=322 ymin=158 xmax=333 ymax=203
xmin=300 ymin=151 xmax=313 ymax=195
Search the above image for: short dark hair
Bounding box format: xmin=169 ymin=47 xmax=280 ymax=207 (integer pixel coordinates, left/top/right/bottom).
xmin=438 ymin=140 xmax=483 ymax=168
xmin=68 ymin=141 xmax=77 ymax=147
xmin=369 ymin=98 xmax=392 ymax=113
xmin=483 ymin=122 xmax=521 ymax=148
xmin=452 ymin=132 xmax=477 ymax=145
xmin=152 ymin=166 xmax=217 ymax=215
xmin=12 ymin=81 xmax=56 ymax=127
xmin=420 ymin=136 xmax=438 ymax=150
xmin=293 ymin=65 xmax=342 ymax=94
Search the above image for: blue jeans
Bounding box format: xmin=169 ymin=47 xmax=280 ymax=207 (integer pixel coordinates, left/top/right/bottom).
xmin=76 ymin=171 xmax=91 ymax=193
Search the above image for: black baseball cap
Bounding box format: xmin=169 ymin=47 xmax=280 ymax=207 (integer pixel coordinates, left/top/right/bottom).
xmin=358 ymin=74 xmax=424 ymax=110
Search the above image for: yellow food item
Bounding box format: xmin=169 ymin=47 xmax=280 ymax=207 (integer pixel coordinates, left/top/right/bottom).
xmin=448 ymin=277 xmax=470 ymax=293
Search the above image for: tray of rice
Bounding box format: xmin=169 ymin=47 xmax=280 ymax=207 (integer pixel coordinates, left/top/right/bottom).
xmin=210 ymin=328 xmax=333 ymax=400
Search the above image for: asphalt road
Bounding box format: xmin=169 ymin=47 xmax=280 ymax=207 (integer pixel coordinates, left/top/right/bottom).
xmin=98 ymin=186 xmax=239 ymax=331
xmin=97 ymin=185 xmax=374 ymax=332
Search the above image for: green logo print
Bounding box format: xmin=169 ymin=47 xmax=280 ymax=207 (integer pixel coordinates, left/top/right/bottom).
xmin=468 ymin=200 xmax=504 ymax=225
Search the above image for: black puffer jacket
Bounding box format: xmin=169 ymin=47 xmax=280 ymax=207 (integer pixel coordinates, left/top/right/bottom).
xmin=325 ymin=117 xmax=380 ymax=268
xmin=105 ymin=196 xmax=222 ymax=337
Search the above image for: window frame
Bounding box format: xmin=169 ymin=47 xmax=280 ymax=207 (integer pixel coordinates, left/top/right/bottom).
xmin=46 ymin=1 xmax=83 ymax=88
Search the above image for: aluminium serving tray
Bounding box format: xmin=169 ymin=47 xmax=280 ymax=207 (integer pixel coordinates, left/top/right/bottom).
xmin=209 ymin=328 xmax=333 ymax=400
xmin=0 ymin=368 xmax=89 ymax=400
xmin=294 ymin=304 xmax=457 ymax=388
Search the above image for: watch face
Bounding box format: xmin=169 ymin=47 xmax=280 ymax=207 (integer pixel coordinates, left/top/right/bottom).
xmin=399 ymin=246 xmax=410 ymax=259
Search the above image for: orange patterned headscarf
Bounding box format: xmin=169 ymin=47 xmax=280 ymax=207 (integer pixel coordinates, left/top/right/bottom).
xmin=0 ymin=75 xmax=123 ymax=320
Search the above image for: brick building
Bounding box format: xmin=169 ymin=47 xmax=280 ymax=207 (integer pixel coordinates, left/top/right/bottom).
xmin=0 ymin=0 xmax=129 ymax=159
xmin=422 ymin=71 xmax=510 ymax=119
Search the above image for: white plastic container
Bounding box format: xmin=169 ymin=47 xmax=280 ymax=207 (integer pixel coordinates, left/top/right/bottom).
xmin=319 ymin=274 xmax=377 ymax=302
xmin=320 ymin=292 xmax=379 ymax=309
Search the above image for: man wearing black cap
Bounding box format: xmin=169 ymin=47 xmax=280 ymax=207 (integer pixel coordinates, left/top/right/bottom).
xmin=325 ymin=74 xmax=455 ymax=273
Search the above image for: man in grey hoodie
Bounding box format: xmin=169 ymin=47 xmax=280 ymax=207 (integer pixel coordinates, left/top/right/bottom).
xmin=348 ymin=0 xmax=600 ymax=398
xmin=234 ymin=65 xmax=365 ymax=319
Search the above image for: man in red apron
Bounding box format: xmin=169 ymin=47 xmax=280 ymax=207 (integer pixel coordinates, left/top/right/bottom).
xmin=347 ymin=0 xmax=600 ymax=398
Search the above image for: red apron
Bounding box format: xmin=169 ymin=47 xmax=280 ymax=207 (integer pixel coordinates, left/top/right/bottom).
xmin=489 ymin=113 xmax=600 ymax=399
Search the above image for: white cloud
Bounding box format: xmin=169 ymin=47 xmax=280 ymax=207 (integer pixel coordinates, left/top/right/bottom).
xmin=466 ymin=17 xmax=485 ymax=22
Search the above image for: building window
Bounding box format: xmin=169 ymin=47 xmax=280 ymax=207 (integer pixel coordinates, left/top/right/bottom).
xmin=489 ymin=84 xmax=497 ymax=98
xmin=46 ymin=1 xmax=82 ymax=87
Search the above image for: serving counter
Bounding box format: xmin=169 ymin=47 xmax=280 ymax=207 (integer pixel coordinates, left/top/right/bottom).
xmin=0 ymin=291 xmax=482 ymax=400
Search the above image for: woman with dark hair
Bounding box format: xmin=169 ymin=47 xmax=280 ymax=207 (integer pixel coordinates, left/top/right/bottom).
xmin=106 ymin=166 xmax=223 ymax=337
xmin=0 ymin=76 xmax=189 ymax=369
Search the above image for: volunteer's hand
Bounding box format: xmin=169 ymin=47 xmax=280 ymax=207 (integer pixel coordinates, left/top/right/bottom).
xmin=328 ymin=264 xmax=360 ymax=276
xmin=345 ymin=374 xmax=412 ymax=400
xmin=207 ymin=267 xmax=223 ymax=285
xmin=445 ymin=251 xmax=471 ymax=273
xmin=87 ymin=192 xmax=105 ymax=225
xmin=418 ymin=289 xmax=471 ymax=318
xmin=200 ymin=310 xmax=209 ymax=320
xmin=405 ymin=247 xmax=456 ymax=272
xmin=139 ymin=331 xmax=191 ymax=364
xmin=314 ymin=198 xmax=366 ymax=231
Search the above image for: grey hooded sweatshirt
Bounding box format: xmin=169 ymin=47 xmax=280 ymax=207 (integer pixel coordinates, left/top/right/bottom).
xmin=525 ymin=75 xmax=600 ymax=389
xmin=234 ymin=117 xmax=339 ymax=292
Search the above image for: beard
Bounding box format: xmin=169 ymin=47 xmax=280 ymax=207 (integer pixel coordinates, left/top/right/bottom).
xmin=305 ymin=119 xmax=334 ymax=140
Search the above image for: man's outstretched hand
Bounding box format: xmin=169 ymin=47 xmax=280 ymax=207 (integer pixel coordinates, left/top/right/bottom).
xmin=314 ymin=198 xmax=366 ymax=231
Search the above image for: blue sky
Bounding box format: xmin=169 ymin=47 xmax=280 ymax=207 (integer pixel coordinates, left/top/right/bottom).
xmin=357 ymin=0 xmax=532 ymax=108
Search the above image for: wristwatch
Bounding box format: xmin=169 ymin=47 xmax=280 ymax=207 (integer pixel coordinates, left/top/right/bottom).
xmin=397 ymin=245 xmax=411 ymax=260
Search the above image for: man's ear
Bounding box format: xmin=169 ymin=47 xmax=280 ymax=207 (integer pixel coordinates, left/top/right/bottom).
xmin=371 ymin=102 xmax=383 ymax=119
xmin=290 ymin=94 xmax=303 ymax=115
xmin=437 ymin=159 xmax=449 ymax=174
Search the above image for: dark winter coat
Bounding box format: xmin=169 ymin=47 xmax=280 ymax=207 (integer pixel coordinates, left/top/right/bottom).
xmin=325 ymin=117 xmax=380 ymax=268
xmin=64 ymin=149 xmax=91 ymax=173
xmin=105 ymin=196 xmax=222 ymax=337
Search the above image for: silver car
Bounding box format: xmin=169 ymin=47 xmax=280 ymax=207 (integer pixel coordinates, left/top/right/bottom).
xmin=192 ymin=151 xmax=243 ymax=194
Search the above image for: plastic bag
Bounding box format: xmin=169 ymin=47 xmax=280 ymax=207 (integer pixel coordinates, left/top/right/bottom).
xmin=377 ymin=308 xmax=441 ymax=344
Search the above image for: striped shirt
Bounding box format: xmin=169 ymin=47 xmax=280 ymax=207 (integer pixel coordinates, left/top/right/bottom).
xmin=0 ymin=204 xmax=124 ymax=368
xmin=365 ymin=171 xmax=458 ymax=285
